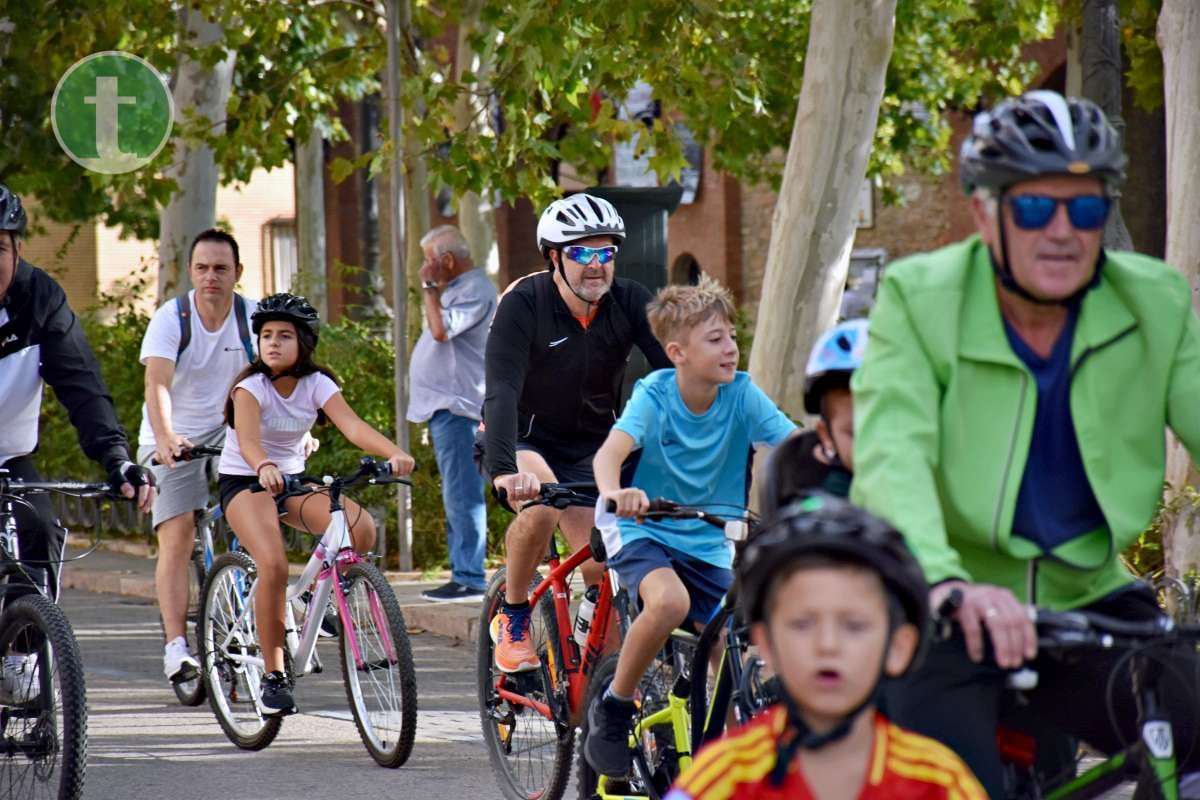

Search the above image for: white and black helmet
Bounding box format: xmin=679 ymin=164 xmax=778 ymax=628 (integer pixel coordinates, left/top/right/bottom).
xmin=536 ymin=193 xmax=626 ymax=257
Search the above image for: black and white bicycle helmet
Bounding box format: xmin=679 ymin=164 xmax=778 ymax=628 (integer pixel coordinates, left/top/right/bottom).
xmin=536 ymin=193 xmax=626 ymax=257
xmin=960 ymin=90 xmax=1126 ymax=194
xmin=739 ymin=493 xmax=929 ymax=651
xmin=252 ymin=293 xmax=321 ymax=344
xmin=0 ymin=185 xmax=27 ymax=238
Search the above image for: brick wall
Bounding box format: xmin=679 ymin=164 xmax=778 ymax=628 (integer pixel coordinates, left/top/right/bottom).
xmin=666 ymin=148 xmax=743 ymax=300
xmin=20 ymin=215 xmax=98 ymax=311
xmin=738 ymin=36 xmax=1068 ymax=322
xmin=21 ymin=166 xmax=294 ymax=315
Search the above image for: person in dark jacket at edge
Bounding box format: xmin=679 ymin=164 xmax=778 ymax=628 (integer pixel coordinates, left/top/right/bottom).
xmin=0 ymin=184 xmax=154 ymax=613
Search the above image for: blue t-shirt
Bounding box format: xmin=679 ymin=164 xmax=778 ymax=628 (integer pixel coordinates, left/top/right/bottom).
xmin=613 ymin=370 xmax=797 ymax=567
xmin=1004 ymin=307 xmax=1107 ymax=552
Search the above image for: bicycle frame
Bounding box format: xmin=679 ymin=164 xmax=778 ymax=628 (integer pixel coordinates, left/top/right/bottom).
xmin=1037 ymin=651 xmax=1178 ymax=800
xmin=493 ymin=535 xmax=624 ymax=725
xmin=211 ymin=497 xmax=399 ymax=707
xmin=596 ymin=645 xmax=697 ymax=800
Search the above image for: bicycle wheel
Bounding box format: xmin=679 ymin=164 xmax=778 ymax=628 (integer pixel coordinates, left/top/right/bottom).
xmin=337 ymin=561 xmax=417 ymax=768
xmin=172 ymin=542 xmax=209 ymax=707
xmin=477 ymin=568 xmax=573 ymax=800
xmin=578 ymin=643 xmax=691 ymax=800
xmin=0 ymin=594 xmax=88 ymax=800
xmin=198 ymin=551 xmax=282 ymax=750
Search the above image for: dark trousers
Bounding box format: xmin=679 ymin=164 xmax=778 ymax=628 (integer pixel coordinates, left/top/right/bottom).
xmin=884 ymin=584 xmax=1200 ymax=798
xmin=0 ymin=456 xmax=66 ymax=602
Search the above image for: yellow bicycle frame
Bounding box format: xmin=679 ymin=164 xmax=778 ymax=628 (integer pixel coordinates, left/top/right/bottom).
xmin=595 ymin=689 xmax=694 ymax=800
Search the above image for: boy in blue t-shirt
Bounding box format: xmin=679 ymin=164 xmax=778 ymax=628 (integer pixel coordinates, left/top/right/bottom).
xmin=584 ymin=276 xmax=797 ymax=777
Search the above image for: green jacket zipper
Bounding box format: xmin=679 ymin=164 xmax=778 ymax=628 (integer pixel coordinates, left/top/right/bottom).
xmin=999 ymin=322 xmax=1138 ymax=604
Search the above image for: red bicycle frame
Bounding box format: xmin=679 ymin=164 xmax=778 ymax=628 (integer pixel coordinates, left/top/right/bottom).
xmin=493 ymin=540 xmax=619 ymax=723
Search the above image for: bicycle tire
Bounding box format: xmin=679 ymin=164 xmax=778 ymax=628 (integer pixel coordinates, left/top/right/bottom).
xmin=198 ymin=551 xmax=282 ymax=750
xmin=577 ymin=647 xmax=689 ymax=800
xmin=477 ymin=568 xmax=573 ymax=800
xmin=337 ymin=561 xmax=418 ymax=768
xmin=172 ymin=543 xmax=209 ymax=707
xmin=689 ymin=604 xmax=733 ymax=750
xmin=0 ymin=594 xmax=88 ymax=800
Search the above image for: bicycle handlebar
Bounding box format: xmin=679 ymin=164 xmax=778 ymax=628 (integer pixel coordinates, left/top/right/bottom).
xmin=602 ymin=496 xmax=756 ymax=540
xmin=1031 ymin=608 xmax=1200 ymax=648
xmin=250 ymin=457 xmax=412 ymax=509
xmin=606 ymin=496 xmax=751 ymax=528
xmin=499 ymin=482 xmax=599 ymax=511
xmin=934 ymin=588 xmax=1200 ymax=651
xmin=150 ymin=444 xmax=223 ymax=466
xmin=0 ymin=477 xmax=119 ymax=499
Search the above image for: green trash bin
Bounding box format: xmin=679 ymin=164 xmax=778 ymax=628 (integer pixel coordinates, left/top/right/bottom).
xmin=585 ymin=185 xmax=685 ymax=404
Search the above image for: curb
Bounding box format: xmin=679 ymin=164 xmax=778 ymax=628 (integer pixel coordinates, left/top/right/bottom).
xmin=403 ymin=603 xmax=483 ymax=644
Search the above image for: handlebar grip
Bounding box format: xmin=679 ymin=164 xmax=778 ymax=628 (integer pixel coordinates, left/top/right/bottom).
xmin=934 ymin=587 xmax=965 ymax=621
xmin=605 ymin=498 xmax=678 ymax=515
xmin=150 ymin=445 xmax=222 ymax=466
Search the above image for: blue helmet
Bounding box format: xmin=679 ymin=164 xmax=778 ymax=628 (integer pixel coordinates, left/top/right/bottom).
xmin=804 ymin=318 xmax=869 ymax=414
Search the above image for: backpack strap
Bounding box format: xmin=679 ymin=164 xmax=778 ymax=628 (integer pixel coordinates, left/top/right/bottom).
xmin=175 ymin=293 xmax=192 ymax=359
xmin=233 ymin=293 xmax=255 ymax=363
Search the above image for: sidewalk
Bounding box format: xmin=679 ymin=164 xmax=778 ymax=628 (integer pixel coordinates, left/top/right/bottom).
xmin=61 ymin=535 xmax=486 ymax=643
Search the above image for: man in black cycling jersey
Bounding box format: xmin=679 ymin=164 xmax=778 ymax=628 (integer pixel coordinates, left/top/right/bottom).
xmin=0 ymin=184 xmax=154 ymax=605
xmin=484 ymin=192 xmax=671 ymax=673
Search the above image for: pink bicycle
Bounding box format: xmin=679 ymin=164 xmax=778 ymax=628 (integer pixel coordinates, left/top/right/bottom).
xmin=197 ymin=457 xmax=417 ymax=767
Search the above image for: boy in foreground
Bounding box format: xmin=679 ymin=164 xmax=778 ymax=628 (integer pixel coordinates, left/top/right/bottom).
xmin=585 ymin=276 xmax=796 ymax=776
xmin=668 ymin=495 xmax=985 ymax=799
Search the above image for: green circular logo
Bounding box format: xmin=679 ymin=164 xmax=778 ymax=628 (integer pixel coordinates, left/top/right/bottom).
xmin=51 ymin=51 xmax=174 ymax=175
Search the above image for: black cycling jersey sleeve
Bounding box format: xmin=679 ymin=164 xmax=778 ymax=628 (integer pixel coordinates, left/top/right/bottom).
xmin=482 ymin=286 xmax=535 ymax=481
xmin=625 ymin=280 xmax=671 ymax=370
xmin=31 ymin=265 xmax=132 ymax=473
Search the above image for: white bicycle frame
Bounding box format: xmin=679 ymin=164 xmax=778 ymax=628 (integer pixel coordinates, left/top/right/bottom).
xmin=214 ymin=482 xmax=397 ymax=715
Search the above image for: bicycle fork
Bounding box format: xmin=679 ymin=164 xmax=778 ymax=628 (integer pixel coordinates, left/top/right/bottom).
xmin=1042 ymin=653 xmax=1178 ymax=800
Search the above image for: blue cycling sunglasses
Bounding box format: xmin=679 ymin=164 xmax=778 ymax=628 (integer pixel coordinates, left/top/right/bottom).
xmin=563 ymin=244 xmax=618 ymax=265
xmin=1006 ymin=194 xmax=1112 ymax=231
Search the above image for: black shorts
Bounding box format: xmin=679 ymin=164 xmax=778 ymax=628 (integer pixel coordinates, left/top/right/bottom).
xmin=514 ymin=440 xmax=598 ymax=485
xmin=217 ymin=472 xmax=302 ymax=513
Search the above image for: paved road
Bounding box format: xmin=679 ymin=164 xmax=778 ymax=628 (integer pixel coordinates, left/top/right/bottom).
xmin=62 ymin=588 xmax=502 ymax=800
xmin=57 ymin=588 xmax=1135 ymax=800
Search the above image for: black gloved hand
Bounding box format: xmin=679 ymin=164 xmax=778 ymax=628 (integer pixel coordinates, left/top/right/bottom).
xmin=107 ymin=461 xmax=153 ymax=493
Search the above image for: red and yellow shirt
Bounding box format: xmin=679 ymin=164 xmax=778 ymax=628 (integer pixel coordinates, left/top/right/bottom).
xmin=666 ymin=707 xmax=985 ymax=800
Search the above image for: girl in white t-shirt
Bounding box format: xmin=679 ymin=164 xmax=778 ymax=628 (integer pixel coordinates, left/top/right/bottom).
xmin=217 ymin=293 xmax=415 ymax=716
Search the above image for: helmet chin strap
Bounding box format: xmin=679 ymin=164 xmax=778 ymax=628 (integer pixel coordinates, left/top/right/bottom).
xmin=992 ymin=188 xmax=1103 ymax=308
xmin=553 ymin=248 xmax=602 ymax=310
xmin=767 ymin=639 xmax=890 ymax=788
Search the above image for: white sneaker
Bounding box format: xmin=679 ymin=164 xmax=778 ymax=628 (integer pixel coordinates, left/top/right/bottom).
xmin=164 ymin=637 xmax=200 ymax=684
xmin=0 ymin=654 xmax=39 ymax=705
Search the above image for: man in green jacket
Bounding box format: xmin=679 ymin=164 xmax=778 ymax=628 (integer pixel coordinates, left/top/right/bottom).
xmin=852 ymin=90 xmax=1200 ymax=796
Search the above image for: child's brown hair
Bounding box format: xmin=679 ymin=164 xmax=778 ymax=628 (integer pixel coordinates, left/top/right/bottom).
xmin=645 ymin=274 xmax=737 ymax=346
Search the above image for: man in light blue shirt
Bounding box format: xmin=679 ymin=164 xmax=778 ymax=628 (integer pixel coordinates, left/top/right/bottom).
xmin=407 ymin=225 xmax=498 ymax=601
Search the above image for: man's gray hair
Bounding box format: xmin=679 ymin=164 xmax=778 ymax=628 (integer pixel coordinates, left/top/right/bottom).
xmin=421 ymin=225 xmax=471 ymax=262
xmin=973 ymin=187 xmax=998 ymax=218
